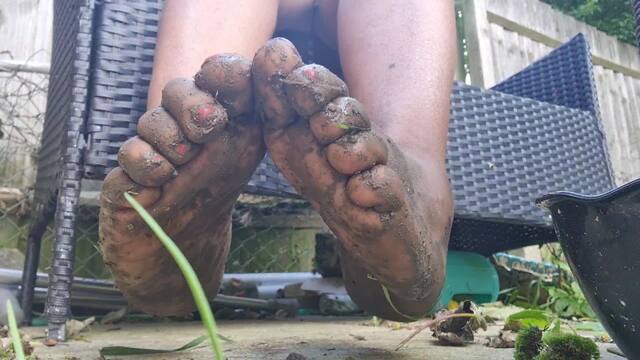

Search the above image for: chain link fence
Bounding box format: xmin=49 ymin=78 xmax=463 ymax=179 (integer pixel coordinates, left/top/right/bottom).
xmin=0 ymin=52 xmax=52 ymax=271
xmin=228 ymin=198 xmax=320 ymax=273
xmin=36 ymin=199 xmax=321 ymax=281
xmin=0 ymin=52 xmax=321 ymax=285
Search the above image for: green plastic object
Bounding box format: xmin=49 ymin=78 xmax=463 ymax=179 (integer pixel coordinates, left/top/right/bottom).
xmin=431 ymin=250 xmax=499 ymax=313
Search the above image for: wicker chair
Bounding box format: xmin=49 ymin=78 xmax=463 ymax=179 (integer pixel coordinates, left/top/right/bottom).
xmin=21 ymin=0 xmax=614 ymax=341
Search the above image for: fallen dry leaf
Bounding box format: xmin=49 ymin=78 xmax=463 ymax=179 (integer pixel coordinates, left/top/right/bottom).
xmin=486 ymin=329 xmax=518 ymax=348
xmin=66 ymin=316 xmax=95 ymax=339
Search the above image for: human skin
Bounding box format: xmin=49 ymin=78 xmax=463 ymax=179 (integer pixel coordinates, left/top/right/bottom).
xmin=99 ymin=0 xmax=455 ymax=320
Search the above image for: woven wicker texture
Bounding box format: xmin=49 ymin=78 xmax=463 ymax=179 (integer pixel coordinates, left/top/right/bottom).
xmin=450 ymin=82 xmax=612 ymax=221
xmin=30 ymin=0 xmax=97 ymax=341
xmin=491 ymin=34 xmax=600 ymax=116
xmin=447 ymin=83 xmax=612 ymax=253
xmin=83 ymin=1 xmax=162 ymax=177
xmin=32 ymin=0 xmax=88 ymax=215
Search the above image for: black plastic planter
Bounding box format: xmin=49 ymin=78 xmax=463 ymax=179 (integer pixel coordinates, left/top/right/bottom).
xmin=537 ymin=179 xmax=640 ymax=359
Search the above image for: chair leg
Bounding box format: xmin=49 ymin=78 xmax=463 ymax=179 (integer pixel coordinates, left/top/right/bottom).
xmin=19 ymin=209 xmax=53 ymax=325
xmin=45 ymin=176 xmax=82 ymax=342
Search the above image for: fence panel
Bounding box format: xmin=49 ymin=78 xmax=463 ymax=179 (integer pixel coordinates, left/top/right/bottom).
xmin=461 ymin=0 xmax=640 ymax=185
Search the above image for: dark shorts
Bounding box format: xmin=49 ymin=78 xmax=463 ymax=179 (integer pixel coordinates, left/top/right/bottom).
xmin=274 ymin=30 xmax=343 ymax=78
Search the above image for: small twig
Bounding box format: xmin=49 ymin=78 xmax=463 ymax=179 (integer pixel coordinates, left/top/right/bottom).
xmin=394 ymin=313 xmax=481 ymax=351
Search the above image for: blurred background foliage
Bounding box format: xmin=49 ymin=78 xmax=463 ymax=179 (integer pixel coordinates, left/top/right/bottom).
xmin=543 ymin=0 xmax=636 ymax=44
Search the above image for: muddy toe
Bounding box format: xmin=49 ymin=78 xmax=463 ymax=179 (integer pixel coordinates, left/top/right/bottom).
xmin=252 ymin=39 xmax=450 ymax=307
xmin=99 ymin=54 xmax=264 ymax=316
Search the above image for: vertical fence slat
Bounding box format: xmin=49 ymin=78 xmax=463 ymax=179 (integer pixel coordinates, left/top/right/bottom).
xmin=462 ymin=0 xmax=497 ymax=87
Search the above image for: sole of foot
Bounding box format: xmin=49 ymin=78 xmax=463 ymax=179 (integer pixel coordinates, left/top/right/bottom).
xmin=252 ymin=38 xmax=453 ymax=319
xmin=99 ymin=54 xmax=264 ymax=316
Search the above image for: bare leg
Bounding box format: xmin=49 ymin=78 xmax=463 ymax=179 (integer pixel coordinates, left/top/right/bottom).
xmin=253 ymin=0 xmax=456 ymax=320
xmin=99 ymin=0 xmax=277 ymax=315
xmin=338 ymin=0 xmax=456 ymax=160
xmin=148 ymin=0 xmax=278 ymax=107
xmin=100 ymin=0 xmax=456 ymax=319
xmin=336 ymin=0 xmax=456 ymax=319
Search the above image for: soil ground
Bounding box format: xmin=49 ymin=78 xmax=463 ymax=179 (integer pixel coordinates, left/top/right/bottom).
xmin=23 ymin=317 xmax=620 ymax=359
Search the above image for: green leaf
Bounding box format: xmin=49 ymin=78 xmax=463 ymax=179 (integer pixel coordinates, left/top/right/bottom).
xmin=571 ymin=282 xmax=585 ymax=297
xmin=555 ymin=262 xmax=572 ymax=274
xmin=555 ymin=288 xmax=571 ymax=297
xmin=569 ymin=302 xmax=580 ymax=315
xmin=580 ymin=302 xmax=597 ymax=319
xmin=100 ymin=335 xmax=207 ymax=356
xmin=336 ymin=123 xmax=350 ymax=130
xmin=554 ymin=298 xmax=570 ymax=314
xmin=575 ymin=321 xmax=604 ymax=332
xmin=506 ymin=309 xmax=551 ymax=329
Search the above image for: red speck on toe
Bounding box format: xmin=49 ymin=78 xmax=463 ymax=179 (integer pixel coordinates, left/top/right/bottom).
xmin=194 ymin=104 xmax=215 ymax=123
xmin=303 ymin=67 xmax=316 ymax=80
xmin=175 ymin=143 xmax=189 ymax=156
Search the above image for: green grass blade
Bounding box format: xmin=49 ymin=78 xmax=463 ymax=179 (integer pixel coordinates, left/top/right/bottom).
xmin=6 ymin=300 xmax=25 ymax=360
xmin=124 ymin=192 xmax=225 ymax=359
xmin=100 ymin=335 xmax=207 ymax=356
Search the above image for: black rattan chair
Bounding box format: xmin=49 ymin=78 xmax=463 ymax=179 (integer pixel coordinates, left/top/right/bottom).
xmin=22 ymin=0 xmax=615 ymax=341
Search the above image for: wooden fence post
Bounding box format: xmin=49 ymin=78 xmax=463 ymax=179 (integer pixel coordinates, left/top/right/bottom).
xmin=461 ymin=0 xmax=497 ymax=87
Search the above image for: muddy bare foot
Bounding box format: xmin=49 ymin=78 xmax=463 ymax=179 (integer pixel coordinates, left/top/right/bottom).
xmin=99 ymin=54 xmax=264 ymax=316
xmin=253 ymin=39 xmax=452 ymax=320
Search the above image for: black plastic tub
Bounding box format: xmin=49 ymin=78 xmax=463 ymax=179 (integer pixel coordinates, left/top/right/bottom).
xmin=537 ymin=179 xmax=640 ymax=359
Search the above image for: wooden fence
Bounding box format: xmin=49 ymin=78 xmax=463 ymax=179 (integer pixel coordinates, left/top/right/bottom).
xmin=460 ymin=0 xmax=640 ymax=185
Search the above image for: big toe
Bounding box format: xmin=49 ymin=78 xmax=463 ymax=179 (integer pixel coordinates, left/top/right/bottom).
xmin=252 ymin=38 xmax=304 ymax=129
xmin=284 ymin=64 xmax=348 ymax=117
xmin=195 ymin=53 xmax=253 ymax=117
